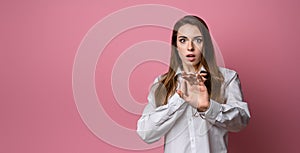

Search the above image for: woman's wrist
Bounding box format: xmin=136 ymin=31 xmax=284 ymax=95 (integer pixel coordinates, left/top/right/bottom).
xmin=197 ymin=100 xmax=210 ymax=112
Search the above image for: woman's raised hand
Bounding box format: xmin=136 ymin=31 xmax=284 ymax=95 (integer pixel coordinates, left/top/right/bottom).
xmin=176 ymin=71 xmax=210 ymax=112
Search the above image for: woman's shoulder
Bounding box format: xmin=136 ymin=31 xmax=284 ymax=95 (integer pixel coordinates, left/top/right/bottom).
xmin=152 ymin=76 xmax=161 ymax=84
xmin=218 ymin=66 xmax=239 ymax=82
xmin=150 ymin=74 xmax=166 ymax=87
xmin=218 ymin=66 xmax=237 ymax=74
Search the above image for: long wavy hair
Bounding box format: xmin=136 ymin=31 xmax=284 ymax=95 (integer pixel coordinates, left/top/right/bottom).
xmin=154 ymin=15 xmax=225 ymax=106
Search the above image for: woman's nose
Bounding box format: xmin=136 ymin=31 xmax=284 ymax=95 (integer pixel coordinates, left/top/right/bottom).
xmin=187 ymin=41 xmax=194 ymax=51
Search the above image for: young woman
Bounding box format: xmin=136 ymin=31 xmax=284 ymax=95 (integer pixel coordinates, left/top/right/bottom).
xmin=137 ymin=15 xmax=250 ymax=153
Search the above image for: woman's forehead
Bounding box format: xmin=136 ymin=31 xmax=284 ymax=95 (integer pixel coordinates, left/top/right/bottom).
xmin=177 ymin=24 xmax=202 ymax=38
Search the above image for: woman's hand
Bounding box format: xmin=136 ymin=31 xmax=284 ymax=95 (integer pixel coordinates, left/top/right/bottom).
xmin=176 ymin=72 xmax=210 ymax=112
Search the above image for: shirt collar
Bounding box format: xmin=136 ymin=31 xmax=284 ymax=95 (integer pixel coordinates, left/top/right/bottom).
xmin=175 ymin=67 xmax=182 ymax=76
xmin=175 ymin=66 xmax=206 ymax=76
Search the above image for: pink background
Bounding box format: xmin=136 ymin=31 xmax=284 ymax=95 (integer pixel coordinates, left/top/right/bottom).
xmin=1 ymin=0 xmax=300 ymax=153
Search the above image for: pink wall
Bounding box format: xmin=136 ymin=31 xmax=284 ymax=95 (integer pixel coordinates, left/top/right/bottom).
xmin=1 ymin=0 xmax=300 ymax=153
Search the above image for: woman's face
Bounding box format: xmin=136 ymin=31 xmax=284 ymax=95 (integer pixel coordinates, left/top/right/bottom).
xmin=176 ymin=24 xmax=203 ymax=71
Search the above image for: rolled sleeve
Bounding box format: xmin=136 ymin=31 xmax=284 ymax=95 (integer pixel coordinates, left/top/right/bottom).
xmin=137 ymin=77 xmax=188 ymax=143
xmin=199 ymin=100 xmax=222 ymax=124
xmin=151 ymin=93 xmax=186 ymax=126
xmin=198 ymin=69 xmax=250 ymax=132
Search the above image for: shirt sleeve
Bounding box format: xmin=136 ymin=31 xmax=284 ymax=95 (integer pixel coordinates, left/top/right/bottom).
xmin=199 ymin=71 xmax=251 ymax=132
xmin=136 ymin=77 xmax=188 ymax=144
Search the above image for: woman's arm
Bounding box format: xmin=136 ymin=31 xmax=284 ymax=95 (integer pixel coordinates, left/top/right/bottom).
xmin=136 ymin=77 xmax=188 ymax=144
xmin=199 ymin=70 xmax=251 ymax=132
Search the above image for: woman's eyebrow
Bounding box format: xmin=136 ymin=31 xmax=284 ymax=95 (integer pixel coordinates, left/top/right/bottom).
xmin=194 ymin=36 xmax=203 ymax=38
xmin=178 ymin=35 xmax=187 ymax=39
xmin=177 ymin=35 xmax=203 ymax=39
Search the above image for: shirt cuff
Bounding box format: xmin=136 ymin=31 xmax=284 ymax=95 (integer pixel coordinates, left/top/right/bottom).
xmin=199 ymin=99 xmax=222 ymax=124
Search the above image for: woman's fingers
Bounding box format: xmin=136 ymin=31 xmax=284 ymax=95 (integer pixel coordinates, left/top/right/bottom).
xmin=196 ymin=74 xmax=203 ymax=82
xmin=176 ymin=90 xmax=183 ymax=98
xmin=177 ymin=90 xmax=188 ymax=100
xmin=200 ymin=71 xmax=208 ymax=82
xmin=179 ymin=79 xmax=188 ymax=97
xmin=199 ymin=75 xmax=207 ymax=82
xmin=182 ymin=73 xmax=199 ymax=85
xmin=182 ymin=74 xmax=196 ymax=85
xmin=178 ymin=79 xmax=189 ymax=98
xmin=182 ymin=72 xmax=208 ymax=85
xmin=198 ymin=71 xmax=209 ymax=83
xmin=183 ymin=79 xmax=189 ymax=96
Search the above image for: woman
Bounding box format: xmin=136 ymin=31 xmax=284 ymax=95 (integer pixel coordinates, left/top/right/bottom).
xmin=137 ymin=15 xmax=250 ymax=153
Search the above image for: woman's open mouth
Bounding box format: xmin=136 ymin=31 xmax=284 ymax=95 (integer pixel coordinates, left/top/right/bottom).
xmin=186 ymin=54 xmax=196 ymax=62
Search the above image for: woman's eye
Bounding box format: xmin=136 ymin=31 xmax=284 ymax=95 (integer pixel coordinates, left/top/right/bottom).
xmin=195 ymin=38 xmax=202 ymax=43
xmin=179 ymin=39 xmax=186 ymax=43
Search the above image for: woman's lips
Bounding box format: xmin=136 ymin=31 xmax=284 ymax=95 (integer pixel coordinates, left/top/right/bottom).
xmin=186 ymin=54 xmax=196 ymax=62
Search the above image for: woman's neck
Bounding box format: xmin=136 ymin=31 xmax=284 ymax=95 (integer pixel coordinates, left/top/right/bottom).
xmin=182 ymin=64 xmax=201 ymax=73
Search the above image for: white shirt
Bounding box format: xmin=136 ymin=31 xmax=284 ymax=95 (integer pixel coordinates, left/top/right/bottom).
xmin=136 ymin=67 xmax=250 ymax=153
